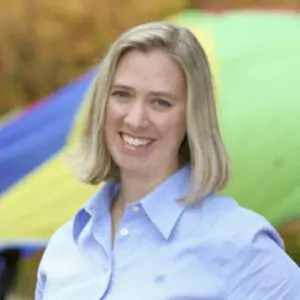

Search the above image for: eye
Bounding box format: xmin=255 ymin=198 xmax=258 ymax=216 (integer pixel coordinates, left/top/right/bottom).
xmin=111 ymin=90 xmax=130 ymax=98
xmin=153 ymin=99 xmax=172 ymax=108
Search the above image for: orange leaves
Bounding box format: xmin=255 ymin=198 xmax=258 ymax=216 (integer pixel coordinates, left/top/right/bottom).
xmin=0 ymin=0 xmax=187 ymax=114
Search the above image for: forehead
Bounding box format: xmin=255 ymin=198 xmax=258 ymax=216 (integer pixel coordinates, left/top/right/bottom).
xmin=113 ymin=49 xmax=186 ymax=92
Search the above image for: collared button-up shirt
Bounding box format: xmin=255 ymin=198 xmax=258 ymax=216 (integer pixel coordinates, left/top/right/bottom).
xmin=35 ymin=165 xmax=300 ymax=300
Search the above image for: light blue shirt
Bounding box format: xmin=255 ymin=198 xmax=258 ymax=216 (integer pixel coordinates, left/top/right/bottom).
xmin=35 ymin=165 xmax=300 ymax=299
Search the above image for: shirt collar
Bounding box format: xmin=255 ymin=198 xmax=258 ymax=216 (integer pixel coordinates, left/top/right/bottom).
xmin=141 ymin=164 xmax=191 ymax=240
xmin=73 ymin=164 xmax=191 ymax=242
xmin=72 ymin=181 xmax=118 ymax=243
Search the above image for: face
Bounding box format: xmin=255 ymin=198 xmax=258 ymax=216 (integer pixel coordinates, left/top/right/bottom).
xmin=104 ymin=49 xmax=187 ymax=178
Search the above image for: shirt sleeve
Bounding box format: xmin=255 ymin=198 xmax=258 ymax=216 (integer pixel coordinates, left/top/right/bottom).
xmin=226 ymin=230 xmax=300 ymax=300
xmin=35 ymin=265 xmax=45 ymax=300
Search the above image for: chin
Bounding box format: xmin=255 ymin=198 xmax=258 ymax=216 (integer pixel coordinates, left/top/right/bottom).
xmin=119 ymin=161 xmax=146 ymax=174
xmin=116 ymin=157 xmax=150 ymax=176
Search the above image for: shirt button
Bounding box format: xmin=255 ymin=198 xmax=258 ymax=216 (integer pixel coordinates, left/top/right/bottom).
xmin=120 ymin=228 xmax=129 ymax=236
xmin=132 ymin=206 xmax=139 ymax=213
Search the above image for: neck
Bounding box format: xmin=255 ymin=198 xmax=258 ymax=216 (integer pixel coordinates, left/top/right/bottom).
xmin=117 ymin=164 xmax=180 ymax=207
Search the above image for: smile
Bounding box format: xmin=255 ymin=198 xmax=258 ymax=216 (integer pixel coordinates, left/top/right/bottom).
xmin=120 ymin=133 xmax=155 ymax=147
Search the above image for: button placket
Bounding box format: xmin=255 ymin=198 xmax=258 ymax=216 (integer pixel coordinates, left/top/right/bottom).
xmin=113 ymin=204 xmax=142 ymax=269
xmin=117 ymin=205 xmax=140 ymax=238
xmin=113 ymin=209 xmax=136 ymax=270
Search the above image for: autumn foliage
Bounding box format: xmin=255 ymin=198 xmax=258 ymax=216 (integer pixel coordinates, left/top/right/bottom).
xmin=0 ymin=0 xmax=299 ymax=115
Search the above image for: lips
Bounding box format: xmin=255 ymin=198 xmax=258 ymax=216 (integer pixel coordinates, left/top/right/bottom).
xmin=120 ymin=133 xmax=155 ymax=147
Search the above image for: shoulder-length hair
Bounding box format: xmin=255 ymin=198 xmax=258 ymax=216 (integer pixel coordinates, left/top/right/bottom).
xmin=73 ymin=21 xmax=230 ymax=204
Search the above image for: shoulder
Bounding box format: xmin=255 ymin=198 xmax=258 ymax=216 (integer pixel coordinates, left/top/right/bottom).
xmin=39 ymin=219 xmax=76 ymax=268
xmin=203 ymin=194 xmax=283 ymax=246
xmin=216 ymin=199 xmax=300 ymax=298
xmin=193 ymin=196 xmax=300 ymax=298
xmin=48 ymin=219 xmax=75 ymax=249
xmin=213 ymin=196 xmax=283 ymax=249
xmin=41 ymin=182 xmax=114 ymax=258
xmin=38 ymin=183 xmax=113 ymax=269
xmin=182 ymin=194 xmax=284 ymax=259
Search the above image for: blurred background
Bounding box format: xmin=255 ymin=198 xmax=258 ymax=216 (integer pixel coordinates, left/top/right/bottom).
xmin=1 ymin=0 xmax=300 ymax=115
xmin=0 ymin=0 xmax=300 ymax=299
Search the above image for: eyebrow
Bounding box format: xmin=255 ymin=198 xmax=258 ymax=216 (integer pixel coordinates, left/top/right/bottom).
xmin=111 ymin=83 xmax=178 ymax=101
xmin=111 ymin=84 xmax=133 ymax=91
xmin=150 ymin=91 xmax=178 ymax=101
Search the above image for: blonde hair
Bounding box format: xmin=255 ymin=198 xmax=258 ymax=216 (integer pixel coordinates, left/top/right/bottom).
xmin=74 ymin=21 xmax=230 ymax=204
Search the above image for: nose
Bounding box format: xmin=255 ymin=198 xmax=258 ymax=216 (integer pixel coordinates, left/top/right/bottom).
xmin=123 ymin=102 xmax=149 ymax=129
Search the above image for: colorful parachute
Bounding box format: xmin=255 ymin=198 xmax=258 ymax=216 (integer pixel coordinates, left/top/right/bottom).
xmin=0 ymin=9 xmax=299 ymax=260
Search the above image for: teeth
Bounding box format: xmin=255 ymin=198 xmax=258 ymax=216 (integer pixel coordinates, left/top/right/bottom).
xmin=122 ymin=134 xmax=152 ymax=147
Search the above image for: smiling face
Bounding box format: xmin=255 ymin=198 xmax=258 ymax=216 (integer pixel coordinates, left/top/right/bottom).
xmin=104 ymin=49 xmax=187 ymax=178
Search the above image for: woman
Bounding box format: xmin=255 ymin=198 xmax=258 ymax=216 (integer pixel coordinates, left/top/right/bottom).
xmin=35 ymin=22 xmax=300 ymax=299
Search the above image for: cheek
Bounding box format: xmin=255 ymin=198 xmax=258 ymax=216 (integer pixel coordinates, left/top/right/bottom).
xmin=105 ymin=102 xmax=124 ymax=130
xmin=158 ymin=115 xmax=186 ymax=143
